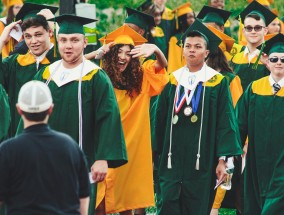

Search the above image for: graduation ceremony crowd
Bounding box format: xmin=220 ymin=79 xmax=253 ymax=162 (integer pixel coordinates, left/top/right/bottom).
xmin=0 ymin=0 xmax=284 ymax=214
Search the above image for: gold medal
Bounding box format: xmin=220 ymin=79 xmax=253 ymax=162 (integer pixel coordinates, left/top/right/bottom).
xmin=183 ymin=106 xmax=192 ymax=116
xmin=191 ymin=114 xmax=198 ymax=123
xmin=172 ymin=115 xmax=179 ymax=124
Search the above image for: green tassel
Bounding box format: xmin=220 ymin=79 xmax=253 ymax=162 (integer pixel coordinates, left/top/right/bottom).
xmin=252 ymin=42 xmax=265 ymax=70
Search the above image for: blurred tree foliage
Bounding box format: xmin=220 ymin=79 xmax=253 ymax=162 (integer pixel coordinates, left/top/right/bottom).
xmin=1 ymin=0 xmax=283 ymax=39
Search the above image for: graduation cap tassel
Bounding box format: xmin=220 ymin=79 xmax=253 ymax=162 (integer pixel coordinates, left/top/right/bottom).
xmin=195 ymin=154 xmax=200 ymax=170
xmin=175 ymin=12 xmax=179 ymax=30
xmin=180 ymin=39 xmax=183 ymax=65
xmin=252 ymin=42 xmax=266 ymax=70
xmin=238 ymin=15 xmax=243 ymax=44
xmin=167 ymin=152 xmax=172 ymax=169
xmin=53 ymin=19 xmax=57 ymax=58
xmin=100 ymin=36 xmax=107 ymax=67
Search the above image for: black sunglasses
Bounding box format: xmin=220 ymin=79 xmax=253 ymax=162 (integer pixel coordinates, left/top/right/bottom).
xmin=244 ymin=25 xmax=265 ymax=32
xmin=269 ymin=56 xmax=284 ymax=63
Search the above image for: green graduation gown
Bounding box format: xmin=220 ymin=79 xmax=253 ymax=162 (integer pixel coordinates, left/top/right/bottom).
xmin=34 ymin=59 xmax=128 ymax=215
xmin=230 ymin=49 xmax=270 ymax=92
xmin=154 ymin=66 xmax=242 ymax=215
xmin=236 ymin=76 xmax=284 ymax=215
xmin=0 ymin=84 xmax=10 ymax=141
xmin=261 ymin=148 xmax=284 ymax=215
xmin=0 ymin=48 xmax=59 ymax=137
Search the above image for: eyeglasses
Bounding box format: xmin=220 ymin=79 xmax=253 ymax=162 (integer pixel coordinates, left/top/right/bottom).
xmin=269 ymin=56 xmax=284 ymax=63
xmin=244 ymin=25 xmax=265 ymax=32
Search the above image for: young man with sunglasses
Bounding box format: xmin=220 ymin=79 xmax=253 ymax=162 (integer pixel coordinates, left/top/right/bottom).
xmin=236 ymin=33 xmax=284 ymax=215
xmin=231 ymin=1 xmax=276 ymax=92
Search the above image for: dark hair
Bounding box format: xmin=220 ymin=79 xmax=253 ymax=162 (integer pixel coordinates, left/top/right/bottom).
xmin=21 ymin=15 xmax=50 ymax=32
xmin=143 ymin=3 xmax=160 ymax=16
xmin=206 ymin=47 xmax=233 ymax=73
xmin=22 ymin=110 xmax=49 ymax=122
xmin=245 ymin=13 xmax=265 ymax=25
xmin=184 ymin=31 xmax=208 ymax=49
xmin=103 ymin=44 xmax=143 ymax=97
xmin=6 ymin=6 xmax=15 ymax=25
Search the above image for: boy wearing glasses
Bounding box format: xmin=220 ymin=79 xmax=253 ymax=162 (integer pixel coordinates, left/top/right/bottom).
xmin=236 ymin=33 xmax=284 ymax=215
xmin=231 ymin=1 xmax=276 ymax=92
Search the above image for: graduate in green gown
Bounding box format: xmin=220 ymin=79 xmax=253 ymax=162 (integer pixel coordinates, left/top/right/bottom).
xmin=0 ymin=84 xmax=10 ymax=141
xmin=230 ymin=1 xmax=277 ymax=92
xmin=139 ymin=1 xmax=167 ymax=58
xmin=33 ymin=14 xmax=127 ymax=215
xmin=236 ymin=33 xmax=284 ymax=215
xmin=0 ymin=3 xmax=59 ymax=137
xmin=154 ymin=20 xmax=243 ymax=215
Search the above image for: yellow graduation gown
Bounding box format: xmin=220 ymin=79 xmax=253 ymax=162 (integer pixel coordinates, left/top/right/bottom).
xmin=96 ymin=60 xmax=169 ymax=213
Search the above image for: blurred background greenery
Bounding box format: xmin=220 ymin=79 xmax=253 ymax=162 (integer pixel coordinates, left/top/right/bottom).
xmin=1 ymin=0 xmax=283 ymax=39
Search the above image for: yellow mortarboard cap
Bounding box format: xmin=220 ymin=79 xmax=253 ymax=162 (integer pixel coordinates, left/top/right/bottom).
xmin=247 ymin=0 xmax=273 ymax=7
xmin=3 ymin=0 xmax=23 ymax=8
xmin=172 ymin=3 xmax=193 ymax=30
xmin=271 ymin=8 xmax=278 ymax=16
xmin=99 ymin=25 xmax=147 ymax=46
xmin=207 ymin=25 xmax=235 ymax=52
xmin=172 ymin=3 xmax=193 ymax=17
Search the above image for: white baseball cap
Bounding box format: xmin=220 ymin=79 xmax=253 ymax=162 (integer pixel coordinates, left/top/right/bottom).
xmin=18 ymin=80 xmax=53 ymax=113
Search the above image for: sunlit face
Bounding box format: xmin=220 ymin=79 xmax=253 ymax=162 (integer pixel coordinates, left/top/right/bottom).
xmin=267 ymin=52 xmax=284 ymax=79
xmin=268 ymin=19 xmax=281 ymax=34
xmin=12 ymin=4 xmax=23 ymax=16
xmin=153 ymin=8 xmax=162 ymax=26
xmin=23 ymin=26 xmax=52 ymax=56
xmin=117 ymin=45 xmax=132 ymax=73
xmin=187 ymin=12 xmax=195 ymax=26
xmin=243 ymin=17 xmax=267 ymax=46
xmin=154 ymin=0 xmax=167 ymax=7
xmin=58 ymin=34 xmax=87 ymax=67
xmin=183 ymin=36 xmax=209 ymax=69
xmin=209 ymin=0 xmax=225 ymax=9
xmin=125 ymin=23 xmax=145 ymax=36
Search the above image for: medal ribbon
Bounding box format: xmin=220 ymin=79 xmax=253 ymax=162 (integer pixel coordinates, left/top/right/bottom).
xmin=174 ymin=85 xmax=188 ymax=113
xmin=191 ymin=82 xmax=203 ymax=114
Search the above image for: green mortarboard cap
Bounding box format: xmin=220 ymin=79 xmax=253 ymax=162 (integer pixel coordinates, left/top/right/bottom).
xmin=236 ymin=1 xmax=277 ymax=26
xmin=49 ymin=14 xmax=97 ymax=35
xmin=178 ymin=19 xmax=222 ymax=54
xmin=136 ymin=0 xmax=152 ymax=11
xmin=259 ymin=33 xmax=284 ymax=55
xmin=16 ymin=2 xmax=58 ymax=21
xmin=125 ymin=7 xmax=155 ymax=30
xmin=197 ymin=6 xmax=231 ymax=26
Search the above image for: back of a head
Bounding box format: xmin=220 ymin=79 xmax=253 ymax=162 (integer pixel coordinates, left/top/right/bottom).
xmin=18 ymin=80 xmax=52 ymax=114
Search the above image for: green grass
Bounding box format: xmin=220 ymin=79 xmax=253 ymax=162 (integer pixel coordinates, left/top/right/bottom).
xmin=219 ymin=208 xmax=237 ymax=215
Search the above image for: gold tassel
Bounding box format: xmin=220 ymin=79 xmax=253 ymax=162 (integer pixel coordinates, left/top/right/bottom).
xmin=100 ymin=36 xmax=107 ymax=67
xmin=179 ymin=39 xmax=183 ymax=65
xmin=175 ymin=12 xmax=179 ymax=30
xmin=167 ymin=152 xmax=172 ymax=169
xmin=53 ymin=20 xmax=57 ymax=58
xmin=238 ymin=15 xmax=243 ymax=44
xmin=252 ymin=42 xmax=266 ymax=70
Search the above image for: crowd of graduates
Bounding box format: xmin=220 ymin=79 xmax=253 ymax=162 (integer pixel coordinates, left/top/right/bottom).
xmin=0 ymin=0 xmax=284 ymax=215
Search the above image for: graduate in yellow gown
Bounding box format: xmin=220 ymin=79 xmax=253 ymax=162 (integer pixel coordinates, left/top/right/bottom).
xmin=95 ymin=25 xmax=168 ymax=215
xmin=167 ymin=3 xmax=195 ymax=74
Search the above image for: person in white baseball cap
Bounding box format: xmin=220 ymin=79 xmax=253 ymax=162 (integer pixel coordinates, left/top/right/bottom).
xmin=16 ymin=80 xmax=53 ymax=126
xmin=0 ymin=80 xmax=90 ymax=214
